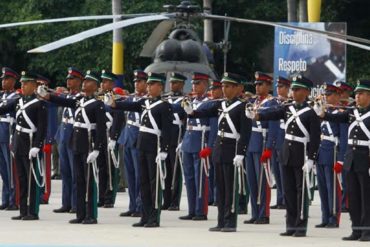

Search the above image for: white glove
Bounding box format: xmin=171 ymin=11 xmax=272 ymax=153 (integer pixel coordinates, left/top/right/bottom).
xmin=181 ymin=99 xmax=193 ymax=114
xmin=313 ymin=101 xmax=324 ymax=116
xmin=108 ymin=139 xmax=116 ymax=151
xmin=156 ymin=152 xmax=168 ymax=163
xmin=302 ymin=159 xmax=314 ymax=173
xmin=29 ymin=147 xmax=40 ymax=159
xmin=86 ymin=150 xmax=99 ymax=163
xmin=245 ymin=106 xmax=256 ymax=119
xmin=104 ymin=93 xmax=114 ymax=106
xmin=233 ymin=155 xmax=244 ymax=167
xmin=37 ymin=85 xmax=48 ymax=97
xmin=176 ymin=142 xmax=183 ymax=153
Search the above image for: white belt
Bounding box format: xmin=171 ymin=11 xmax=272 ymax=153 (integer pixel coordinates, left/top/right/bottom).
xmin=62 ymin=118 xmax=74 ymax=125
xmin=139 ymin=126 xmax=161 ymax=136
xmin=186 ymin=125 xmax=210 ymax=131
xmin=321 ymin=134 xmax=338 ymax=144
xmin=348 ymin=139 xmax=370 ymax=147
xmin=16 ymin=124 xmax=36 ymax=134
xmin=0 ymin=117 xmax=14 ymax=123
xmin=285 ymin=134 xmax=308 ymax=144
xmin=106 ymin=122 xmax=112 ymax=129
xmin=252 ymin=127 xmax=268 ymax=134
xmin=127 ymin=120 xmax=140 ymax=127
xmin=73 ymin=121 xmax=96 ymax=130
xmin=217 ymin=130 xmax=240 ymax=140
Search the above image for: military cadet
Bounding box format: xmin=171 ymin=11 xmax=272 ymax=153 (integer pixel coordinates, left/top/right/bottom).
xmin=53 ymin=67 xmax=83 ymax=214
xmin=36 ymin=74 xmax=58 ymax=205
xmin=0 ymin=71 xmax=48 ymax=220
xmin=118 ymin=70 xmax=147 ymax=217
xmin=0 ymin=67 xmax=19 ymax=211
xmin=98 ymin=70 xmax=125 ymax=208
xmin=314 ymin=79 xmax=370 ymax=241
xmin=38 ymin=70 xmax=106 ymax=224
xmin=180 ymin=72 xmax=211 ymax=221
xmin=106 ymin=72 xmax=172 ymax=228
xmin=162 ymin=72 xmax=186 ymax=211
xmin=183 ymin=72 xmax=252 ymax=232
xmin=270 ymin=76 xmax=291 ymax=210
xmin=244 ymin=72 xmax=279 ymax=225
xmin=248 ymin=75 xmax=321 ymax=237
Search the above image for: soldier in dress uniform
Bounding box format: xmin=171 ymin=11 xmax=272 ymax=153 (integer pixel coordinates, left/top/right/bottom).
xmin=105 ymin=72 xmax=172 ymax=228
xmin=0 ymin=71 xmax=48 ymax=220
xmin=315 ymin=81 xmax=348 ymax=228
xmin=162 ymin=72 xmax=186 ymax=211
xmin=179 ymin=72 xmax=211 ymax=221
xmin=270 ymin=76 xmax=291 ymax=210
xmin=314 ymin=79 xmax=370 ymax=241
xmin=183 ymin=72 xmax=252 ymax=232
xmin=118 ymin=70 xmax=147 ymax=217
xmin=0 ymin=67 xmax=19 ymax=211
xmin=244 ymin=72 xmax=279 ymax=225
xmin=38 ymin=70 xmax=106 ymax=224
xmin=98 ymin=70 xmax=125 ymax=208
xmin=53 ymin=67 xmax=83 ymax=214
xmin=248 ymin=75 xmax=321 ymax=237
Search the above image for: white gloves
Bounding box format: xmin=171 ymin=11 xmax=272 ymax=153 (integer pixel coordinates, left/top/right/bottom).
xmin=108 ymin=139 xmax=116 ymax=151
xmin=37 ymin=85 xmax=48 ymax=97
xmin=87 ymin=150 xmax=99 ymax=163
xmin=313 ymin=101 xmax=324 ymax=116
xmin=302 ymin=159 xmax=314 ymax=173
xmin=104 ymin=93 xmax=114 ymax=106
xmin=245 ymin=106 xmax=256 ymax=119
xmin=29 ymin=147 xmax=40 ymax=159
xmin=233 ymin=155 xmax=244 ymax=167
xmin=156 ymin=152 xmax=168 ymax=163
xmin=181 ymin=99 xmax=193 ymax=114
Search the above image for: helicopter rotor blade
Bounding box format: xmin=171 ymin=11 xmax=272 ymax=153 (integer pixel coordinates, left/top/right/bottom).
xmin=140 ymin=20 xmax=175 ymax=58
xmin=204 ymin=14 xmax=370 ymax=51
xmin=28 ymin=14 xmax=171 ymax=53
xmin=0 ymin=14 xmax=157 ymax=29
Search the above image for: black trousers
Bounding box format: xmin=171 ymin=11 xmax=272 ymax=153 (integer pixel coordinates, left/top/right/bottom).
xmin=15 ymin=155 xmax=39 ymax=217
xmin=163 ymin=146 xmax=182 ymax=208
xmin=74 ymin=153 xmax=97 ymax=220
xmin=282 ymin=165 xmax=309 ymax=233
xmin=97 ymin=145 xmax=116 ymax=205
xmin=347 ymin=169 xmax=370 ymax=237
xmin=215 ymin=162 xmax=237 ymax=228
xmin=139 ymin=150 xmax=161 ymax=224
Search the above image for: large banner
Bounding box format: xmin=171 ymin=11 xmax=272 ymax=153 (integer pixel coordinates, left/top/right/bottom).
xmin=273 ymin=22 xmax=346 ymax=97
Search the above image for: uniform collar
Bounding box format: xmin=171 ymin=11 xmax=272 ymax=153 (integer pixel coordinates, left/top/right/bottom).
xmin=23 ymin=93 xmax=36 ymax=100
xmin=84 ymin=95 xmax=95 ymax=100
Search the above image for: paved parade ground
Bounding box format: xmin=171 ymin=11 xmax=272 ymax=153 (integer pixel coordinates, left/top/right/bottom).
xmin=0 ymin=180 xmax=366 ymax=247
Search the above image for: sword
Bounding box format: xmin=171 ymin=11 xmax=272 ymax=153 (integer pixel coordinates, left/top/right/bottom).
xmin=107 ymin=131 xmax=113 ymax=191
xmin=332 ymin=140 xmax=338 ymax=216
xmin=171 ymin=125 xmax=182 ymax=191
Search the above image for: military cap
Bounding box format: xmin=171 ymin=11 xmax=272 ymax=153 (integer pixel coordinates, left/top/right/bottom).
xmin=1 ymin=67 xmax=19 ymax=80
xmin=84 ymin=70 xmax=101 ymax=84
xmin=169 ymin=72 xmax=187 ymax=83
xmin=276 ymin=76 xmax=291 ymax=87
xmin=291 ymin=74 xmax=313 ymax=89
xmin=221 ymin=72 xmax=243 ymax=85
xmin=323 ymin=80 xmax=343 ymax=94
xmin=339 ymin=81 xmax=354 ymax=92
xmin=133 ymin=70 xmax=148 ymax=81
xmin=101 ymin=70 xmax=118 ymax=81
xmin=66 ymin=67 xmax=84 ymax=80
xmin=20 ymin=71 xmax=38 ymax=83
xmin=147 ymin=72 xmax=166 ymax=85
xmin=254 ymin=71 xmax=273 ymax=84
xmin=37 ymin=74 xmax=50 ymax=85
xmin=210 ymin=80 xmax=222 ymax=89
xmin=354 ymin=79 xmax=370 ymax=92
xmin=191 ymin=72 xmax=210 ymax=84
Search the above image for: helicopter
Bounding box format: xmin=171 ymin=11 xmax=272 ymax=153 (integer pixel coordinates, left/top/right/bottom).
xmin=1 ymin=1 xmax=370 ymax=92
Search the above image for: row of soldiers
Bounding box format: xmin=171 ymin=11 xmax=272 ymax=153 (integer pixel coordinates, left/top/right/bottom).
xmin=0 ymin=66 xmax=369 ymax=241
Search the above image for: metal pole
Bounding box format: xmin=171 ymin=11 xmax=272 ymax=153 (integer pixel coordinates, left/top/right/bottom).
xmin=112 ymin=0 xmax=124 ymax=87
xmin=203 ymin=0 xmax=213 ymax=43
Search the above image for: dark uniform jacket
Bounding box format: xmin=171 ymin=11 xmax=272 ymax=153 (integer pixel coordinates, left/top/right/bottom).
xmin=258 ymin=101 xmax=321 ymax=167
xmin=0 ymin=94 xmax=47 ymax=155
xmin=190 ymin=97 xmax=252 ymax=164
xmin=49 ymin=94 xmax=106 ymax=154
xmin=324 ymin=106 xmax=370 ymax=172
xmin=0 ymin=91 xmax=18 ymax=143
xmin=115 ymin=96 xmax=172 ymax=153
